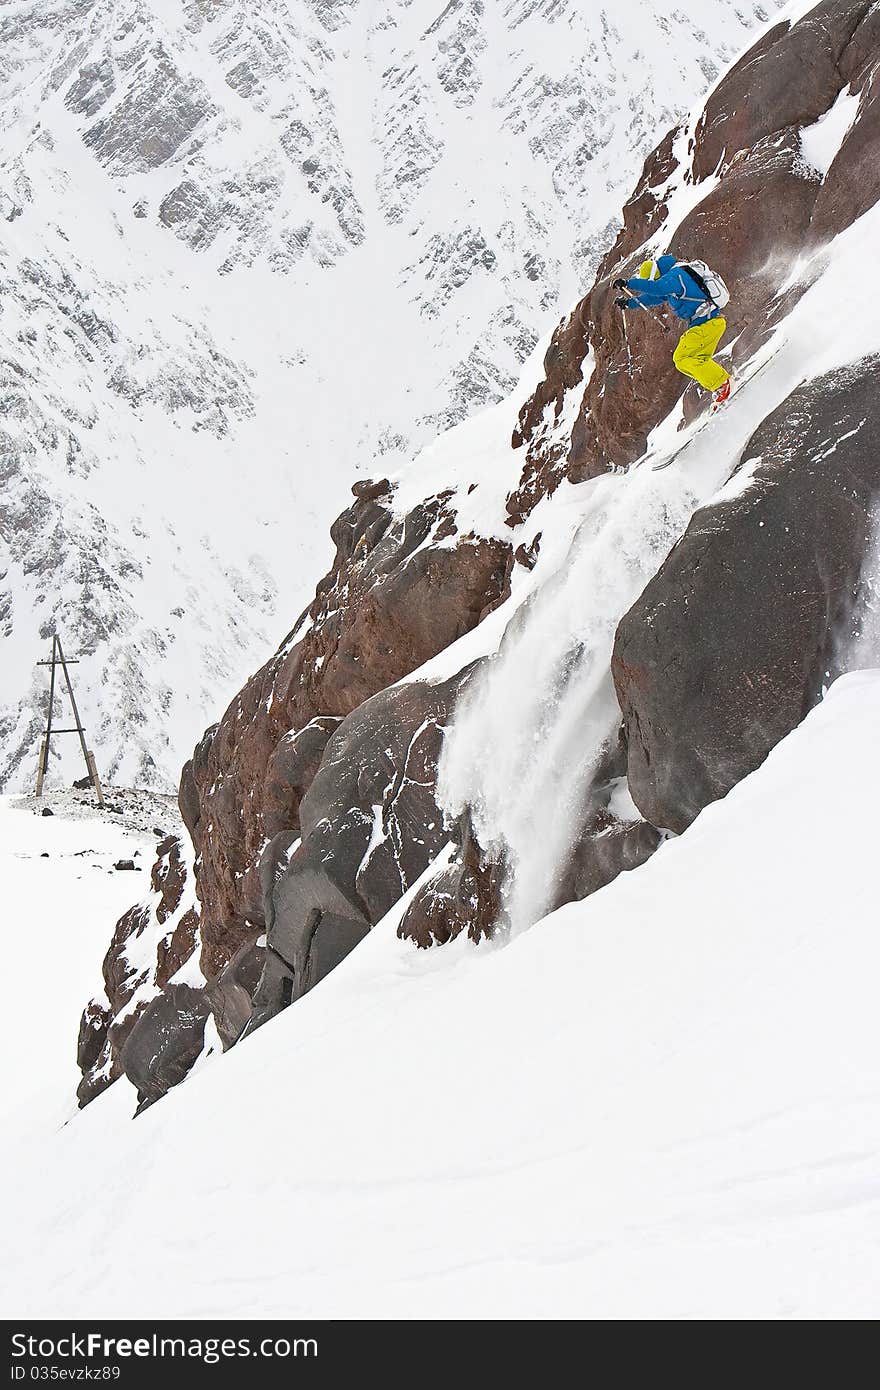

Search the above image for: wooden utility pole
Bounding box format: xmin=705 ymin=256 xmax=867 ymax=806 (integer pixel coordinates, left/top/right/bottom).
xmin=35 ymin=635 xmax=105 ymax=806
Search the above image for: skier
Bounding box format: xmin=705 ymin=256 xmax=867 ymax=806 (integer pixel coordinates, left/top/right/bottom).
xmin=613 ymin=255 xmax=731 ymax=406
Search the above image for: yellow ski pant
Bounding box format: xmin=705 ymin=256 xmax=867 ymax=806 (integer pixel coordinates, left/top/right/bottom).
xmin=672 ymin=316 xmax=729 ymax=391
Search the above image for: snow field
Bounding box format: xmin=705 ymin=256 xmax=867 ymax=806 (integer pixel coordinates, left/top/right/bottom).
xmin=4 ymin=673 xmax=880 ymax=1317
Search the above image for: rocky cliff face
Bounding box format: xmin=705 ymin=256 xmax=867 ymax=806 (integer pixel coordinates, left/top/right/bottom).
xmin=78 ymin=0 xmax=880 ymax=1112
xmin=181 ymin=479 xmax=509 ymax=979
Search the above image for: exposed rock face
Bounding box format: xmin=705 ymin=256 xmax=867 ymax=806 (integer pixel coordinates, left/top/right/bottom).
xmin=263 ymin=716 xmax=342 ymax=840
xmin=185 ymin=479 xmax=510 ymax=982
xmin=205 ymin=934 xmax=265 ymax=1050
xmin=690 ymin=0 xmax=870 ymax=182
xmin=400 ymin=0 xmax=880 ymax=947
xmin=152 ymin=835 xmax=200 ymax=984
xmin=82 ymin=53 xmax=211 ymax=173
xmin=553 ymin=811 xmax=663 ymax=911
xmin=613 ymin=359 xmax=880 ymax=832
xmin=78 ymin=472 xmax=509 ymax=1106
xmin=76 ymin=1001 xmax=112 ymax=1082
xmin=401 ymin=736 xmax=663 ymax=945
xmin=809 ymin=5 xmax=880 ymax=242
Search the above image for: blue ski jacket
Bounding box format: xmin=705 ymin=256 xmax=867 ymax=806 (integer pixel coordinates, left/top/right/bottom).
xmin=624 ymin=255 xmax=720 ymax=322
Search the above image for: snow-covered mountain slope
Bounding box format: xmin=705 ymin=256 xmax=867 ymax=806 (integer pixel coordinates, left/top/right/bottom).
xmin=5 ymin=671 xmax=880 ymax=1318
xmin=0 ymin=0 xmax=782 ymax=792
xmin=69 ymin=0 xmax=880 ymax=1114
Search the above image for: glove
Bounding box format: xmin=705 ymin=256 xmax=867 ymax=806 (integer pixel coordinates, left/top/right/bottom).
xmin=614 ymin=295 xmax=630 ymax=309
xmin=612 ymin=278 xmax=627 ymax=290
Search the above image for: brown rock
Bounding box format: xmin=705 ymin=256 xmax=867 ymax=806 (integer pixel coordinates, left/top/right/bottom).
xmin=151 ymin=835 xmax=187 ymax=922
xmin=102 ymin=904 xmax=152 ymax=1015
xmin=262 ymin=715 xmax=342 ymax=839
xmin=351 ymin=476 xmax=392 ymax=501
xmin=551 ymin=811 xmax=662 ymax=910
xmin=514 ymin=532 xmax=541 ymax=571
xmin=75 ymin=1038 xmax=121 ymax=1109
xmin=76 ymin=1000 xmax=111 ymax=1076
xmin=78 ymin=835 xmax=201 ymax=1108
xmin=155 ymin=908 xmax=199 ymax=990
xmin=810 ymin=53 xmax=880 ymax=244
xmin=506 ymin=0 xmax=879 ymax=527
xmin=692 ymin=0 xmax=872 ymax=181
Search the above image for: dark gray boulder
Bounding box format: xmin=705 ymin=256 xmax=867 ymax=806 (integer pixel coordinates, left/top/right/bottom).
xmin=554 ymin=815 xmax=664 ymax=908
xmin=119 ymin=984 xmax=211 ymax=1112
xmin=613 ymin=358 xmax=880 ymax=832
xmin=204 ymin=935 xmax=265 ymax=1050
xmin=248 ymin=675 xmax=460 ymax=1028
xmin=263 ymin=715 xmax=342 ymax=838
xmin=397 ymin=811 xmax=504 ymax=949
xmin=76 ymin=1000 xmax=111 ymax=1077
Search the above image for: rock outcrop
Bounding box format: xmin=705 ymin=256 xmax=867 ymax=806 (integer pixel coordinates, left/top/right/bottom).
xmin=4 ymin=0 xmax=758 ymax=801
xmin=79 ymin=480 xmax=510 ymax=1101
xmin=397 ymin=811 xmax=505 ymax=949
xmin=184 ymin=480 xmax=510 ymax=982
xmin=76 ymin=833 xmax=202 ymax=1108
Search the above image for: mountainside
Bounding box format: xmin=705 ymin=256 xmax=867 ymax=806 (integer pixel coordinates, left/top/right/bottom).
xmin=0 ymin=0 xmax=780 ymax=793
xmin=6 ymin=0 xmax=880 ymax=1324
xmin=69 ymin=0 xmax=880 ymax=1118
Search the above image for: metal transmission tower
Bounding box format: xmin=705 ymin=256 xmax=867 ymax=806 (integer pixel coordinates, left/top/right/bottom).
xmin=34 ymin=634 xmax=105 ymax=807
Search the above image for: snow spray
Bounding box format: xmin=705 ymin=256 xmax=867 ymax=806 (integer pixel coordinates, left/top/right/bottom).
xmin=437 ymin=469 xmax=705 ymax=934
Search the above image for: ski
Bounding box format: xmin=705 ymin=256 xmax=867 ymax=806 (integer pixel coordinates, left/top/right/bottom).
xmin=650 ymin=408 xmax=718 ymax=472
xmin=648 ymin=349 xmax=783 ymax=472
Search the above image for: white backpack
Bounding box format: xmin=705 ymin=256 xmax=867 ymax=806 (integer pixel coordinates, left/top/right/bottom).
xmin=677 ymin=258 xmax=730 ymax=310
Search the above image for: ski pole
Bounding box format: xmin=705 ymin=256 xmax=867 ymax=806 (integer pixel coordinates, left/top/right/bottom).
xmin=621 ymin=306 xmax=635 ymax=379
xmin=639 ymin=300 xmax=670 ymax=334
xmin=616 ymin=282 xmax=671 ymax=334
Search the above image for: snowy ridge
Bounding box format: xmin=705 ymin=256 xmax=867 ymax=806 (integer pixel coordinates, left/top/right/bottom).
xmin=0 ymin=0 xmax=782 ymax=792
